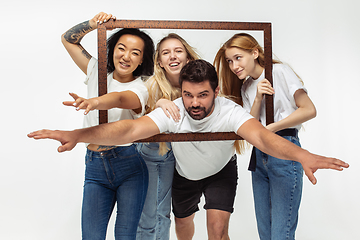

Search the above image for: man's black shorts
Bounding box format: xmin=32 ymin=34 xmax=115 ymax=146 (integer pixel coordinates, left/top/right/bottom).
xmin=172 ymin=155 xmax=238 ymax=218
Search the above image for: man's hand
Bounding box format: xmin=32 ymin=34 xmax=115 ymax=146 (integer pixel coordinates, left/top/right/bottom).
xmin=28 ymin=129 xmax=78 ymax=153
xmin=238 ymin=118 xmax=349 ymax=185
xmin=299 ymin=151 xmax=349 ymax=185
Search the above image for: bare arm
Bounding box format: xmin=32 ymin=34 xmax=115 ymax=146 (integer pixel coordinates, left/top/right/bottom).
xmin=28 ymin=116 xmax=160 ymax=152
xmin=266 ymin=89 xmax=316 ymax=132
xmin=63 ymin=91 xmax=142 ymax=115
xmin=237 ymin=118 xmax=349 ymax=184
xmin=61 ymin=12 xmax=115 ymax=74
xmin=249 ymin=79 xmax=274 ymax=119
xmin=250 ymin=79 xmax=316 ymax=132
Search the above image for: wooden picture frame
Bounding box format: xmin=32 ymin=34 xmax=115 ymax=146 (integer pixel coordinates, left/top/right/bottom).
xmin=97 ymin=20 xmax=273 ymax=142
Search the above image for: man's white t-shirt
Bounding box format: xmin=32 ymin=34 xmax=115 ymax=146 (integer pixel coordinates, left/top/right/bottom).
xmin=84 ymin=57 xmax=149 ymax=146
xmin=147 ymin=96 xmax=253 ymax=180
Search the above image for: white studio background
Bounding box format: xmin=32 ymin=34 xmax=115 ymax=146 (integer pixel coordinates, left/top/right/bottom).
xmin=1 ymin=0 xmax=359 ymax=239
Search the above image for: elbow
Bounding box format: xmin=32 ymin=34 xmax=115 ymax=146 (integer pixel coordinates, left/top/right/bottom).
xmin=304 ymin=107 xmax=316 ymax=122
xmin=310 ymin=105 xmax=317 ymax=120
xmin=303 ymin=102 xmax=317 ymax=121
xmin=61 ymin=33 xmax=67 ymax=46
xmin=61 ymin=32 xmax=76 ymax=46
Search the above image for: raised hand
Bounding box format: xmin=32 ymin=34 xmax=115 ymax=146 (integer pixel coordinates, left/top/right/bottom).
xmin=63 ymin=92 xmax=99 ymax=115
xmin=90 ymin=12 xmax=116 ymax=27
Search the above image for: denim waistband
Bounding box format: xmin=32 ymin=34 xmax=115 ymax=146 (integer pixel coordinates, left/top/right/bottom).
xmin=248 ymin=128 xmax=297 ymax=172
xmin=86 ymin=145 xmax=134 ymax=158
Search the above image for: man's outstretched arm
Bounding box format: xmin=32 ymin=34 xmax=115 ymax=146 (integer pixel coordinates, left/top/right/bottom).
xmin=28 ymin=116 xmax=160 ymax=152
xmin=237 ymin=118 xmax=349 ymax=185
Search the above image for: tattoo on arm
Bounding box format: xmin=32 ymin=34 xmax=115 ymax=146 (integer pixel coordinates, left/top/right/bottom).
xmin=97 ymin=145 xmax=116 ymax=151
xmin=78 ymin=45 xmax=92 ymax=60
xmin=63 ymin=20 xmax=94 ymax=44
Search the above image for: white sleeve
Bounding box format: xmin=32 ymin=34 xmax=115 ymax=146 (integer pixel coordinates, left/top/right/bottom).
xmin=84 ymin=57 xmax=98 ymax=85
xmin=229 ymin=105 xmax=254 ymax=132
xmin=276 ymin=64 xmax=307 ymax=97
xmin=241 ymin=80 xmax=254 ymax=113
xmin=241 ymin=88 xmax=252 ymax=112
xmin=127 ymin=80 xmax=149 ymax=117
xmin=146 ymin=108 xmax=171 ymax=133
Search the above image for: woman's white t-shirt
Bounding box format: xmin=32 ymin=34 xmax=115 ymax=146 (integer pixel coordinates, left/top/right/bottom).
xmin=241 ymin=64 xmax=306 ymax=130
xmin=83 ymin=57 xmax=149 ymax=146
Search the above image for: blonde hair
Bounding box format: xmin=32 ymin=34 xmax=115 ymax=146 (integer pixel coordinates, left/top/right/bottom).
xmin=214 ymin=33 xmax=283 ymax=154
xmin=146 ymin=33 xmax=200 ymax=155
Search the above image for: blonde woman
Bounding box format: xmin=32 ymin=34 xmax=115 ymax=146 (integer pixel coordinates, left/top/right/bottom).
xmin=136 ymin=33 xmax=200 ymax=240
xmin=214 ymin=33 xmax=316 ymax=240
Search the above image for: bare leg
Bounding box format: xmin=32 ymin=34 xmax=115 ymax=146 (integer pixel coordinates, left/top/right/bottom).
xmin=207 ymin=209 xmax=231 ymax=240
xmin=175 ymin=213 xmax=196 ymax=240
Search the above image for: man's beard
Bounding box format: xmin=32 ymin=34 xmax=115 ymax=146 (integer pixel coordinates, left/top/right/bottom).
xmin=186 ymin=99 xmax=215 ymax=120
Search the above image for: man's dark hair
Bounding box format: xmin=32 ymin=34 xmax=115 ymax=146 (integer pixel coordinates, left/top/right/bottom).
xmin=179 ymin=59 xmax=218 ymax=91
xmin=107 ymin=28 xmax=155 ymax=77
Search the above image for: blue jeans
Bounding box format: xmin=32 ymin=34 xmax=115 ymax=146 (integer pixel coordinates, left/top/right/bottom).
xmin=82 ymin=145 xmax=148 ymax=240
xmin=136 ymin=143 xmax=175 ymax=240
xmin=252 ymin=135 xmax=303 ymax=240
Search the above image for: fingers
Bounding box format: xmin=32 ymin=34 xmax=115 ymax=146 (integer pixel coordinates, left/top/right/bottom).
xmin=84 ymin=105 xmax=92 ymax=115
xmin=156 ymin=99 xmax=181 ymax=121
xmin=304 ymin=168 xmax=317 ymax=185
xmin=63 ymin=93 xmax=97 ymax=114
xmin=69 ymin=92 xmax=79 ymax=100
xmin=68 ymin=93 xmax=86 ymax=110
xmin=260 ymin=79 xmax=272 ymax=85
xmin=58 ymin=146 xmax=66 ymax=152
xmin=76 ymin=101 xmax=88 ymax=111
xmin=257 ymin=79 xmax=274 ymax=96
xmin=63 ymin=101 xmax=75 ymax=107
xmin=161 ymin=106 xmax=171 ymax=118
xmin=302 ymin=155 xmax=349 ymax=185
xmin=161 ymin=104 xmax=180 ymax=121
xmin=167 ymin=106 xmax=181 ymax=122
xmin=314 ymin=155 xmax=349 ymax=171
xmin=326 ymin=159 xmax=349 ymax=171
xmin=77 ymin=98 xmax=98 ymax=114
xmin=333 ymin=159 xmax=349 ymax=169
xmin=96 ymin=12 xmax=116 ymax=25
xmin=165 ymin=102 xmax=180 ymax=121
xmin=28 ymin=129 xmax=53 ymax=140
xmin=57 ymin=142 xmax=75 ymax=152
xmin=28 ymin=130 xmax=77 ymax=153
xmin=63 ymin=93 xmax=81 ymax=108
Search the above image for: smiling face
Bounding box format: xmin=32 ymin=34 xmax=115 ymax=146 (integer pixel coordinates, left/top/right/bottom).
xmin=158 ymin=38 xmax=189 ymax=87
xmin=112 ymin=34 xmax=145 ymax=82
xmin=225 ymin=47 xmax=262 ymax=80
xmin=182 ymin=80 xmax=219 ymax=120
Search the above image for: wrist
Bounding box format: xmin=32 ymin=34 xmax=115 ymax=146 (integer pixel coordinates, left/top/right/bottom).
xmin=296 ymin=149 xmax=311 ymax=166
xmin=266 ymin=123 xmax=280 ymax=133
xmin=254 ymin=95 xmax=263 ymax=103
xmin=92 ymin=98 xmax=100 ymax=108
xmin=89 ymin=19 xmax=98 ymax=29
xmin=73 ymin=128 xmax=85 ymax=144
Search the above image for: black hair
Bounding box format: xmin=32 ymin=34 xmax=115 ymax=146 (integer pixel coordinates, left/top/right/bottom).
xmin=106 ymin=28 xmax=155 ymax=77
xmin=179 ymin=59 xmax=218 ymax=91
